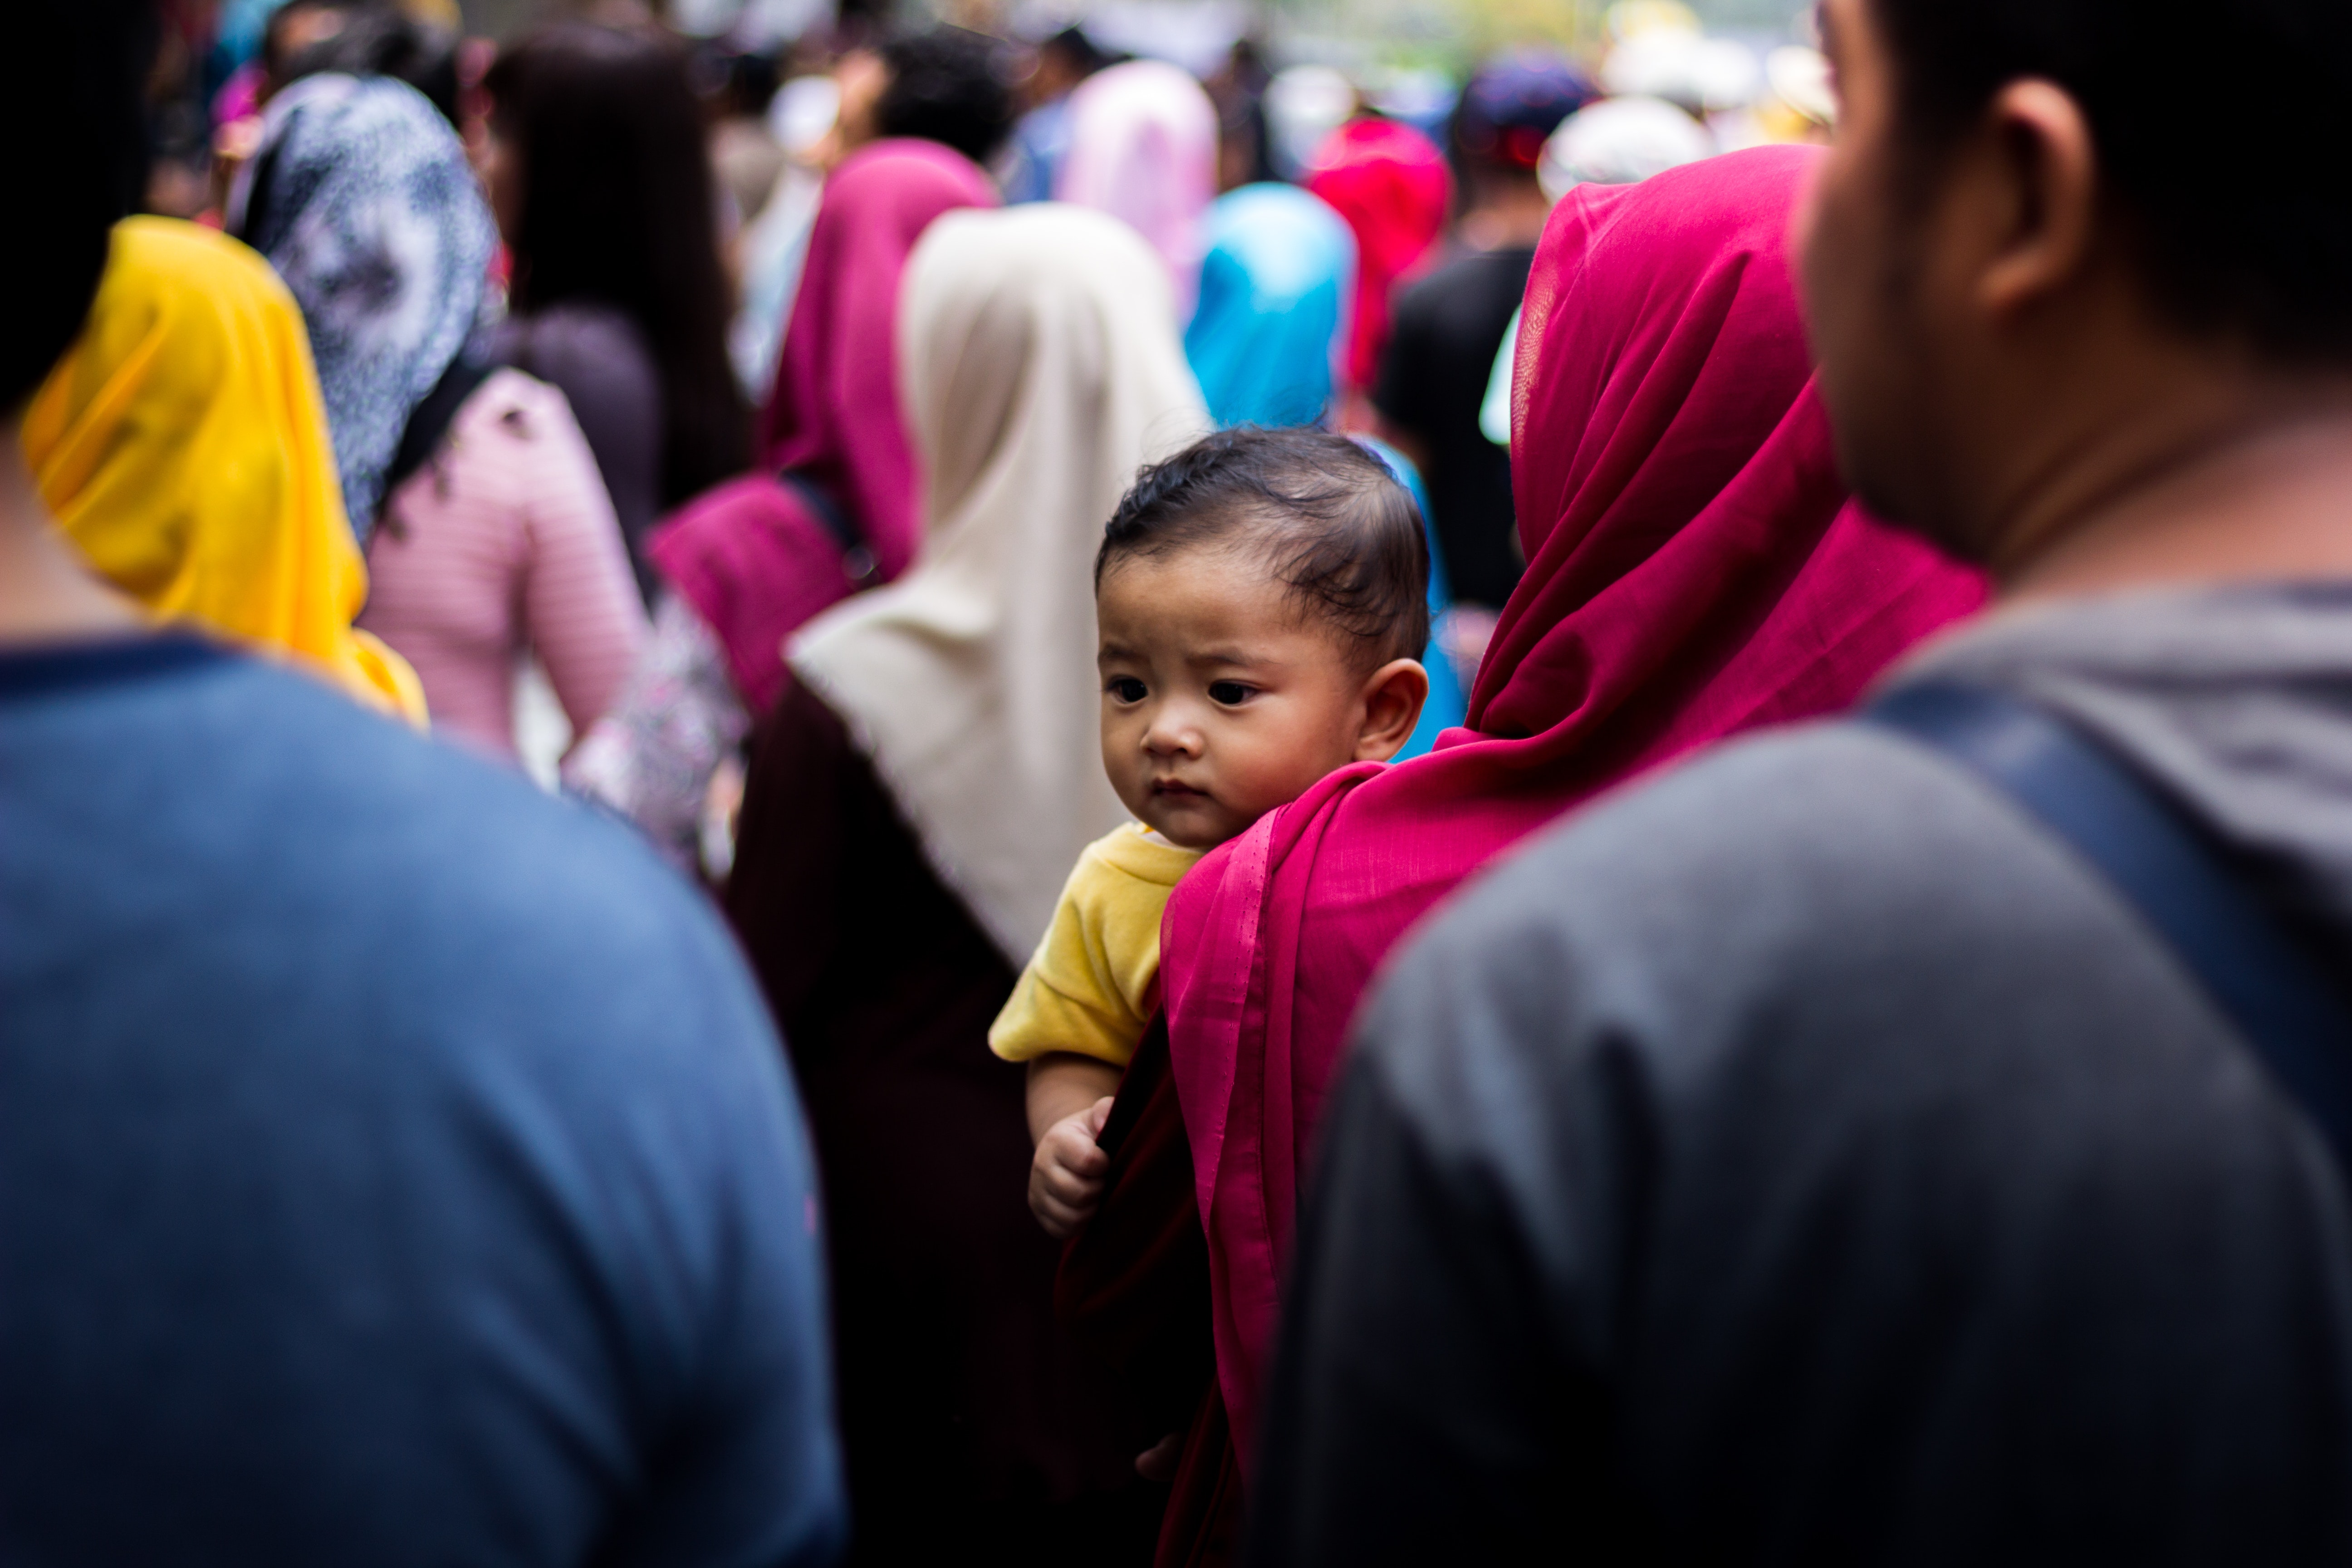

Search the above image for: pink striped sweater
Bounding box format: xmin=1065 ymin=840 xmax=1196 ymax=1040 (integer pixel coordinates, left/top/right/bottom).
xmin=359 ymin=370 xmax=648 ymax=762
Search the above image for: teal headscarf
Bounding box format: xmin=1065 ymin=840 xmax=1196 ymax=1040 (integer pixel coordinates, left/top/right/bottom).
xmin=1182 ymin=183 xmax=1355 ymax=429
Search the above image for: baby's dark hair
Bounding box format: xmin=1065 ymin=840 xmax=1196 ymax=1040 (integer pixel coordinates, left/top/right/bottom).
xmin=1096 ymin=426 xmax=1431 ymax=668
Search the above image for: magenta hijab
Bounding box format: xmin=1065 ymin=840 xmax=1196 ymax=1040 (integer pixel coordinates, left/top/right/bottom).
xmin=646 ymin=139 xmax=997 ymax=714
xmin=1159 ymin=145 xmax=1989 ymax=1472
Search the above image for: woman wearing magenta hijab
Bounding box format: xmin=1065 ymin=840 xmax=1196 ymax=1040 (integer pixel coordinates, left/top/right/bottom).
xmin=565 ymin=139 xmax=997 ymax=871
xmin=1069 ymin=146 xmax=1987 ymax=1551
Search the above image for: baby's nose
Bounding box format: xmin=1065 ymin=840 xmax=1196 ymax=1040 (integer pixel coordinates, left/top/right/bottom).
xmin=1142 ymin=720 xmax=1200 ymax=755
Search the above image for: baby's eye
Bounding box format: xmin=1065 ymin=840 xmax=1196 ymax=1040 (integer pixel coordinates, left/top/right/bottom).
xmin=1208 ymin=681 xmax=1254 ymax=706
xmin=1107 ymin=676 xmax=1147 ymax=703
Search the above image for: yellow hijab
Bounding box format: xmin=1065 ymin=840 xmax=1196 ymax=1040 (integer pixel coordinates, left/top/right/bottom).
xmin=20 ymin=216 xmax=426 ymax=722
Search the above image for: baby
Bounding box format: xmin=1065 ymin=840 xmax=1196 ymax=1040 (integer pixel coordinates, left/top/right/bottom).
xmin=990 ymin=426 xmax=1434 ymax=1238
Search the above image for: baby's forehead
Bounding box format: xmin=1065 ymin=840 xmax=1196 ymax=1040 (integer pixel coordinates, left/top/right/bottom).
xmin=1098 ymin=545 xmax=1352 ymax=654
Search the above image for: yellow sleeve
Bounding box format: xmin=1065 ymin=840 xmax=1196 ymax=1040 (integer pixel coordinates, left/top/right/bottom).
xmin=988 ymin=834 xmax=1173 ymax=1069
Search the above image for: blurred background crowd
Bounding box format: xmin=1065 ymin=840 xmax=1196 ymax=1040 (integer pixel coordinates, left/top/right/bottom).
xmin=130 ymin=0 xmax=1835 ymax=836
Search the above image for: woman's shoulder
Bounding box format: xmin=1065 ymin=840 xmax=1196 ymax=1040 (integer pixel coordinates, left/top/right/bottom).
xmin=437 ymin=368 xmax=578 ymax=459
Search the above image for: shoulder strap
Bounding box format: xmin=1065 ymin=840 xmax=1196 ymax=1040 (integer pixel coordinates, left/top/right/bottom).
xmin=777 ymin=470 xmax=879 ymax=588
xmin=1863 ymin=680 xmax=2352 ymax=1176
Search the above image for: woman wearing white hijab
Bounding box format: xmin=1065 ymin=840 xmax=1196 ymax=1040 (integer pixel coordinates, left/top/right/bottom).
xmin=724 ymin=203 xmax=1208 ymax=1563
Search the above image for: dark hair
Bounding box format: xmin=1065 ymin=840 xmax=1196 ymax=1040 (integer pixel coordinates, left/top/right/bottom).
xmin=283 ymin=5 xmax=461 ymax=127
xmin=875 ymin=28 xmax=1014 ymax=166
xmin=1098 ymin=427 xmax=1431 ymax=667
xmin=487 ymin=25 xmax=750 ymax=507
xmin=1870 ymin=0 xmax=2352 ymax=362
xmin=9 ymin=0 xmax=150 ymax=409
xmin=1451 ymin=50 xmax=1594 ymax=174
xmin=1038 ymin=25 xmax=1111 ymax=79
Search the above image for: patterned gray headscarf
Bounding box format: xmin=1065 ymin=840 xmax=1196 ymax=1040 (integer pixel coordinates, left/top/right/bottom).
xmin=232 ymin=74 xmax=496 ymax=544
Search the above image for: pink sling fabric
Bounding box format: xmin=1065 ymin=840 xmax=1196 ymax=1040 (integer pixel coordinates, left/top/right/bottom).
xmin=1159 ymin=145 xmax=1989 ymax=1472
xmin=646 ymin=139 xmax=996 ymax=715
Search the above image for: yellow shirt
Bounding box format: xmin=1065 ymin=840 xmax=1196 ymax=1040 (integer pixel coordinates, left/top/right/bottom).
xmin=989 ymin=823 xmax=1205 ymax=1070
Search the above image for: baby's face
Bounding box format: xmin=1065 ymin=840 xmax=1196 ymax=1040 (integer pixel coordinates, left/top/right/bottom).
xmin=1097 ymin=548 xmax=1379 ymax=850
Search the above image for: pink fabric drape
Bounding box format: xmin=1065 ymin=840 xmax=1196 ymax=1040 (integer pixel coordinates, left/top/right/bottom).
xmin=647 ymin=139 xmax=996 ymax=715
xmin=1054 ymin=60 xmax=1220 ymax=322
xmin=1159 ymin=145 xmax=1989 ymax=1475
xmin=1304 ymin=117 xmax=1451 ymax=392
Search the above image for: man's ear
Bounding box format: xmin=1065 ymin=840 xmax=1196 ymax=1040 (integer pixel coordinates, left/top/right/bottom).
xmin=1974 ymin=79 xmax=2102 ymax=323
xmin=1352 ymin=657 xmax=1431 ymax=763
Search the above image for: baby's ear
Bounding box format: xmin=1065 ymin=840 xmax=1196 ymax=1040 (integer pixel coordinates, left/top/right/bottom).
xmin=1354 ymin=658 xmax=1430 ymax=763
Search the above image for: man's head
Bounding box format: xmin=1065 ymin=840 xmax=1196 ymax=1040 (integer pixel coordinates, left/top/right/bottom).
xmin=872 ymin=28 xmax=1014 ymax=167
xmin=1030 ymin=26 xmax=1107 ymax=108
xmin=1800 ymin=0 xmax=2352 ymax=570
xmin=1452 ymin=51 xmax=1593 ymax=205
xmin=1093 ymin=428 xmax=1431 ymax=849
xmin=9 ymin=0 xmax=150 ymax=416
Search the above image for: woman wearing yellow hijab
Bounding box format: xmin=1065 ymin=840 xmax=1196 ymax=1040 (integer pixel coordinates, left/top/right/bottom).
xmin=20 ymin=216 xmax=426 ymax=722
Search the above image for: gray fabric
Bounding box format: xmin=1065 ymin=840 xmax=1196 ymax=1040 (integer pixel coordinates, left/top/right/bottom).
xmin=1904 ymin=581 xmax=2352 ymax=938
xmin=1251 ymin=583 xmax=2352 ymax=1565
xmin=494 ymin=304 xmax=665 ymax=605
xmin=237 ymin=74 xmax=495 ymax=544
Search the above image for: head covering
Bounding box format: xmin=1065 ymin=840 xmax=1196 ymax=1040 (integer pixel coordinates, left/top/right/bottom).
xmin=788 ymin=204 xmax=1210 ymax=964
xmin=230 ymin=73 xmax=495 ymax=544
xmin=1159 ymin=147 xmax=1987 ymax=1470
xmin=1304 ymin=116 xmax=1452 ymax=391
xmin=23 ymin=218 xmax=428 ymax=721
xmin=652 ymin=139 xmax=997 ymax=716
xmin=1054 ymin=60 xmax=1221 ymax=320
xmin=1183 ymin=183 xmax=1356 ymax=429
xmin=1453 ymin=49 xmax=1596 ymax=169
xmin=1538 ymin=93 xmax=1718 ymax=199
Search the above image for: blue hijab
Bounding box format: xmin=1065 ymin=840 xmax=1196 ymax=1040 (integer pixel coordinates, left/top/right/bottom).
xmin=1183 ymin=183 xmax=1354 ymax=429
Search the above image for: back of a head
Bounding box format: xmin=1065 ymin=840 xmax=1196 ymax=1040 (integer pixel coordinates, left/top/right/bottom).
xmin=9 ymin=0 xmax=150 ymax=412
xmin=1870 ymin=0 xmax=2352 ymax=362
xmin=897 ymin=205 xmax=1201 ymax=529
xmin=876 ymin=28 xmax=1014 ymax=167
xmin=281 ymin=5 xmax=462 ymax=126
xmin=22 ymin=218 xmax=424 ymax=716
xmin=486 ymin=24 xmax=748 ymax=505
xmin=1453 ymin=50 xmax=1596 ymax=177
xmin=1537 ymin=95 xmax=1715 ymax=200
xmin=1099 ymin=426 xmax=1431 ymax=670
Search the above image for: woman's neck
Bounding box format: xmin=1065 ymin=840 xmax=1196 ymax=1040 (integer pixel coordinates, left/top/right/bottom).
xmin=0 ymin=419 xmax=141 ymax=644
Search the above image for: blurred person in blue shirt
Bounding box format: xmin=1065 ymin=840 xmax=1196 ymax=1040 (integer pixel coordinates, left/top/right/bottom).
xmin=0 ymin=5 xmax=845 ymax=1564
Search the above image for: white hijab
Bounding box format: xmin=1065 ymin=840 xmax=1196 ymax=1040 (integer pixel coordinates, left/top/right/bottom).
xmin=788 ymin=204 xmax=1211 ymax=964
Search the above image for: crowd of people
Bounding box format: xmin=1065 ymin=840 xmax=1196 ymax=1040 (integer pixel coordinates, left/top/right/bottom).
xmin=12 ymin=0 xmax=2352 ymax=1561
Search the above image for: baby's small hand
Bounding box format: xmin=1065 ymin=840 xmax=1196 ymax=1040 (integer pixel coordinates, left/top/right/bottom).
xmin=1029 ymin=1096 xmax=1114 ymax=1239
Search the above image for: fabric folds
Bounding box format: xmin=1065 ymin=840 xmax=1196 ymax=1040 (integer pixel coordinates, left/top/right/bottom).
xmin=789 ymin=203 xmax=1210 ymax=966
xmin=1158 ymin=145 xmax=1989 ymax=1472
xmin=23 ymin=217 xmax=425 ymax=721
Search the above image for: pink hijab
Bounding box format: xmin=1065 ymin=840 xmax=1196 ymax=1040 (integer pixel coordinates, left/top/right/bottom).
xmin=1305 ymin=116 xmax=1452 ymax=391
xmin=645 ymin=139 xmax=997 ymax=714
xmin=1054 ymin=60 xmax=1220 ymax=320
xmin=1159 ymin=145 xmax=1988 ymax=1472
